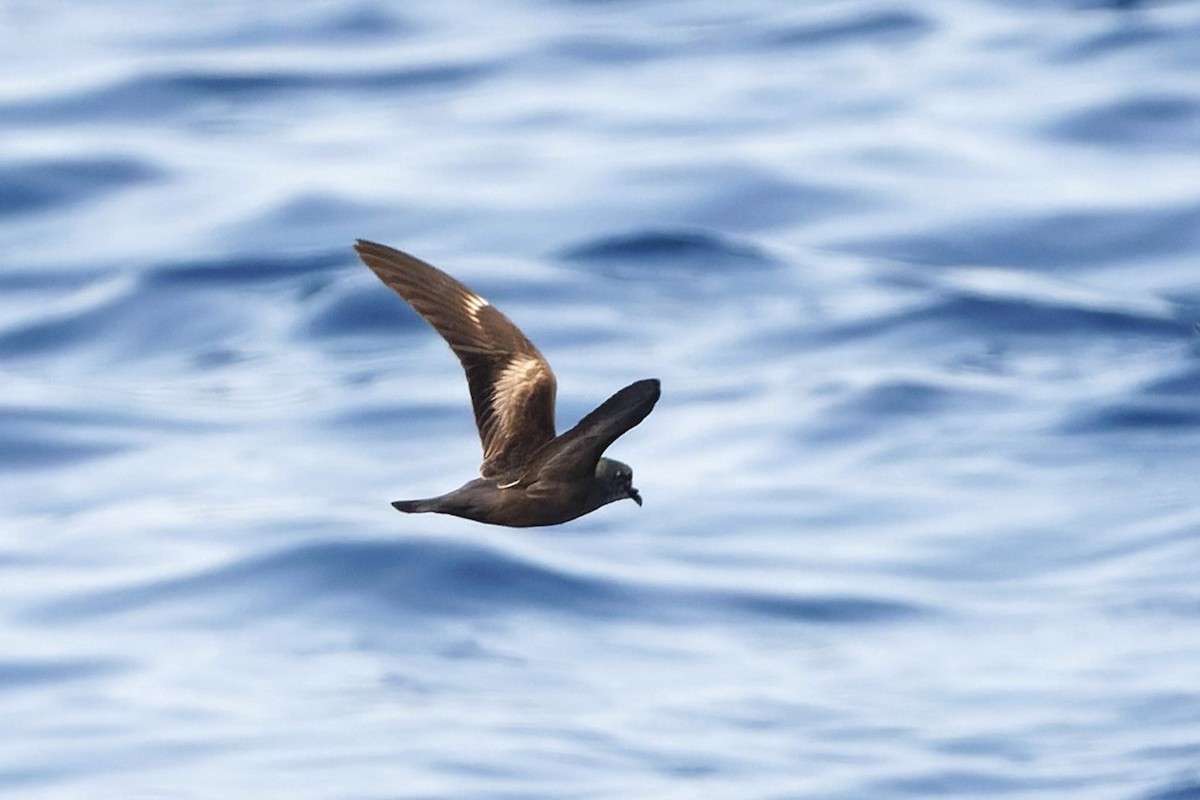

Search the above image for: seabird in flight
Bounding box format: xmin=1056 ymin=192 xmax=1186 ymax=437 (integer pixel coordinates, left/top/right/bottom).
xmin=354 ymin=240 xmax=660 ymax=527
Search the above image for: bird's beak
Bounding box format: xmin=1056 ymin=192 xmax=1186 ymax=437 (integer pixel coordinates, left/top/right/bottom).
xmin=628 ymin=487 xmax=642 ymax=506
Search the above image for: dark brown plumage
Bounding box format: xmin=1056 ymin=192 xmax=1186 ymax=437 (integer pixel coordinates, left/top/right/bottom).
xmin=354 ymin=240 xmax=660 ymax=527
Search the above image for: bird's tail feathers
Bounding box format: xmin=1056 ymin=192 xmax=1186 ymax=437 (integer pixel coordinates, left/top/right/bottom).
xmin=391 ymin=498 xmax=437 ymax=514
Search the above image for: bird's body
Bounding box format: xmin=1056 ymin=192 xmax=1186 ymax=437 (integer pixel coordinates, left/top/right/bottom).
xmin=354 ymin=240 xmax=659 ymax=527
xmin=393 ymin=475 xmax=618 ymax=528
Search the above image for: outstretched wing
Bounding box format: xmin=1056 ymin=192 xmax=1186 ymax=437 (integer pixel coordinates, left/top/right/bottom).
xmin=530 ymin=379 xmax=660 ymax=484
xmin=354 ymin=240 xmax=557 ymax=479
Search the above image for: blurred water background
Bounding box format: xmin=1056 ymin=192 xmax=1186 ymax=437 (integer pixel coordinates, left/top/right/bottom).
xmin=2 ymin=1 xmax=1200 ymax=797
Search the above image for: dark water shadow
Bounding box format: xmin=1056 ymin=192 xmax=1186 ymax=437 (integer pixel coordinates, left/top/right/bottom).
xmin=0 ymin=156 xmax=162 ymax=218
xmin=1144 ymin=782 xmax=1200 ymax=800
xmin=0 ymin=658 xmax=126 ymax=693
xmin=560 ymin=228 xmax=777 ymax=283
xmin=146 ymin=248 xmax=347 ymax=286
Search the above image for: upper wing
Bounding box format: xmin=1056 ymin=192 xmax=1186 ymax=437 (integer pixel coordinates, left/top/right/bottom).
xmin=354 ymin=240 xmax=557 ymax=479
xmin=529 ymin=378 xmax=660 ymax=484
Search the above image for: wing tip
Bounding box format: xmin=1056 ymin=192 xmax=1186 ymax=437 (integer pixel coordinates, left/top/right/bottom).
xmin=353 ymin=238 xmax=386 ymax=256
xmin=631 ymin=377 xmax=661 ymax=402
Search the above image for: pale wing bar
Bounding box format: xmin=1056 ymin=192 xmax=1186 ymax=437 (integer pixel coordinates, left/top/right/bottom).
xmin=354 ymin=240 xmax=558 ymax=479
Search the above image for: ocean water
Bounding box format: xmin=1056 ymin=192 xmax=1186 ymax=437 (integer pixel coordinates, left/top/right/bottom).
xmin=2 ymin=1 xmax=1200 ymax=798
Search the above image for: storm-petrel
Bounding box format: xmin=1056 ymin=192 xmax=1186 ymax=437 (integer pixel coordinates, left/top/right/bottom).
xmin=354 ymin=240 xmax=660 ymax=527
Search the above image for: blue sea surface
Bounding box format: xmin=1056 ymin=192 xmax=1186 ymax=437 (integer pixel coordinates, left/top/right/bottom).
xmin=2 ymin=1 xmax=1199 ymax=798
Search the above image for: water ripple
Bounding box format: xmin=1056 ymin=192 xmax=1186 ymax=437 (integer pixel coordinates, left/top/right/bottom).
xmin=0 ymin=658 xmax=125 ymax=692
xmin=2 ymin=62 xmax=501 ymax=126
xmin=768 ymin=8 xmax=933 ymax=49
xmin=30 ymin=539 xmax=925 ymax=629
xmin=301 ymin=282 xmax=425 ymax=339
xmin=827 ymin=284 xmax=1184 ymax=345
xmin=1050 ymin=93 xmax=1200 ymax=149
xmin=146 ymin=248 xmax=346 ymax=286
xmin=0 ymin=156 xmax=162 ymax=218
xmin=852 ymin=202 xmax=1200 ymax=270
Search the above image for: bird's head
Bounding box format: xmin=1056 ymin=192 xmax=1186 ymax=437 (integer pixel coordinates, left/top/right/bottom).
xmin=595 ymin=457 xmax=641 ymax=507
